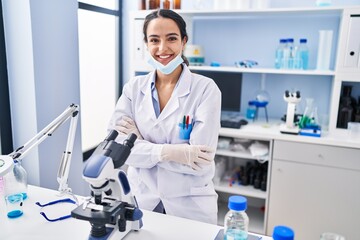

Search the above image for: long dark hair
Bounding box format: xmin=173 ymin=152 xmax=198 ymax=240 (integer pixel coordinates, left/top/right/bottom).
xmin=143 ymin=9 xmax=189 ymax=66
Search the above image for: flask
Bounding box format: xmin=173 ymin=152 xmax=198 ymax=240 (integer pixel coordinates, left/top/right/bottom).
xmin=299 ymin=98 xmax=318 ymax=129
xmin=275 ymin=39 xmax=286 ymax=69
xmin=4 ymin=160 xmax=28 ymax=200
xmin=246 ymin=101 xmax=256 ymax=119
xmin=224 ymin=195 xmax=249 ymax=240
xmin=297 ymin=38 xmax=309 ymax=70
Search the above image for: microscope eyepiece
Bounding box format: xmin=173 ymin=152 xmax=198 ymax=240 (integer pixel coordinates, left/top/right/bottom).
xmin=123 ymin=133 xmax=137 ymax=149
xmin=105 ymin=130 xmax=119 ymax=141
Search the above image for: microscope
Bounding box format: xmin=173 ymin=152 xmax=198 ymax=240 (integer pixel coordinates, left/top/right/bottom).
xmin=71 ymin=130 xmax=143 ymax=240
xmin=280 ymin=90 xmax=301 ymax=134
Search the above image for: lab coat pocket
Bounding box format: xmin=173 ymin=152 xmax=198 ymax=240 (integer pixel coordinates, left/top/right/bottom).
xmin=190 ymin=184 xmax=218 ymax=221
xmin=178 ymin=123 xmax=193 ymax=140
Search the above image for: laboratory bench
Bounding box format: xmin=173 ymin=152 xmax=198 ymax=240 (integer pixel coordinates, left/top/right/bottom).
xmin=0 ymin=185 xmax=272 ymax=240
xmin=215 ymin=120 xmax=360 ymax=239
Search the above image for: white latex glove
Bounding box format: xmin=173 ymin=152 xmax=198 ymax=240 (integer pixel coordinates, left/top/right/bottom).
xmin=115 ymin=116 xmax=143 ymax=140
xmin=161 ymin=144 xmax=215 ymax=170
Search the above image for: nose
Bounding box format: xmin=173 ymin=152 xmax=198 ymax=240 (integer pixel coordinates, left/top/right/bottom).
xmin=158 ymin=40 xmax=168 ymax=52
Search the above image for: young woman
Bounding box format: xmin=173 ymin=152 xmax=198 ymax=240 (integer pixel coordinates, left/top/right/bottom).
xmin=107 ymin=9 xmax=221 ymax=224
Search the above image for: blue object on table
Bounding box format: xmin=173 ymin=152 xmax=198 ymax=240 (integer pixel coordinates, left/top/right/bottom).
xmin=251 ymin=100 xmax=269 ymax=122
xmin=36 ymin=198 xmax=77 ymax=222
xmin=273 ymin=225 xmax=294 ymax=240
xmin=210 ymin=61 xmax=221 ymax=67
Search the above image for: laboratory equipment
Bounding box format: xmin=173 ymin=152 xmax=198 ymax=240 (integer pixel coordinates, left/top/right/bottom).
xmin=337 ymin=85 xmax=355 ymax=128
xmin=287 ymin=38 xmax=296 ymax=69
xmin=0 ymin=104 xmax=79 ymax=198
xmin=280 ymin=90 xmax=301 ymax=134
xmin=246 ymin=101 xmax=256 ymax=120
xmin=316 ymin=30 xmax=333 ymax=70
xmin=299 ymin=98 xmax=321 ymax=137
xmin=275 ymin=39 xmax=287 ymax=69
xmin=224 ymin=195 xmax=249 ymax=240
xmin=320 ymin=232 xmax=345 ymax=240
xmin=316 ymin=0 xmax=332 ymax=6
xmin=273 ymin=225 xmax=295 ymax=240
xmin=299 ymin=98 xmax=318 ymax=128
xmin=183 ymin=45 xmax=204 ymax=66
xmin=235 ymin=60 xmax=258 ymax=68
xmin=252 ymin=89 xmax=270 ymax=122
xmin=71 ymin=130 xmax=143 ymax=240
xmin=5 ymin=193 xmax=24 ymax=218
xmin=36 ymin=198 xmax=77 ymax=222
xmin=297 ymin=38 xmax=309 ymax=70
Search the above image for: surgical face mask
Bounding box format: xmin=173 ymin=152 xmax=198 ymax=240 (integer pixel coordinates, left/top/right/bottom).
xmin=147 ymin=52 xmax=184 ymax=75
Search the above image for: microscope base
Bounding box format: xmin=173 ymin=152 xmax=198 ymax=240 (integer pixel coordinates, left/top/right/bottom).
xmin=280 ymin=124 xmax=299 ymax=135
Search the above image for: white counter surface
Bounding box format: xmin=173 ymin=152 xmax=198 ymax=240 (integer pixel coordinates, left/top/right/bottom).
xmin=0 ymin=185 xmax=271 ymax=240
xmin=220 ymin=121 xmax=360 ymax=149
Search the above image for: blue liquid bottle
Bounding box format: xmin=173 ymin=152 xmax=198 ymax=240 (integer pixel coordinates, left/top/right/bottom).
xmin=224 ymin=196 xmax=249 ymax=240
xmin=298 ymin=38 xmax=309 ymax=70
xmin=275 ymin=39 xmax=286 ymax=69
xmin=286 ymin=38 xmax=295 ymax=69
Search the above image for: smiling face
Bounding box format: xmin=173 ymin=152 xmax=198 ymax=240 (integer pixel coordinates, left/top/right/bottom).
xmin=146 ymin=17 xmax=186 ymax=66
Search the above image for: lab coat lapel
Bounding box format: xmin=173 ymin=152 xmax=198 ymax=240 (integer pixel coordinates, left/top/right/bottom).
xmin=139 ymin=72 xmax=157 ymax=121
xmin=158 ymin=66 xmax=191 ymax=122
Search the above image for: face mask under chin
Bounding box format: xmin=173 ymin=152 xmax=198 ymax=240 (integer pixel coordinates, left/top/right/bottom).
xmin=147 ymin=53 xmax=184 ymax=75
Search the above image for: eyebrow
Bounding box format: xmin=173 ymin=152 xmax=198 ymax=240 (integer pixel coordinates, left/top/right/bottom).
xmin=148 ymin=33 xmax=180 ymax=38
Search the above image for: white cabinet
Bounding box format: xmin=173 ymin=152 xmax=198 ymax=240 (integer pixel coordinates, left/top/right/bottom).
xmin=214 ymin=130 xmax=272 ymax=234
xmin=268 ymin=140 xmax=360 ymax=239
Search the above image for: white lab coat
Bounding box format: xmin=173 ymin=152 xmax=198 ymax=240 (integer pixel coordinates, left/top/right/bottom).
xmin=108 ymin=64 xmax=221 ymax=224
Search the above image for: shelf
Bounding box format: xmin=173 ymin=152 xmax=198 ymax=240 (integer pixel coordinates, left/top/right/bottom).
xmin=133 ymin=6 xmax=344 ymax=19
xmin=215 ymin=180 xmax=267 ymax=199
xmin=218 ymin=201 xmax=265 ymax=234
xmin=190 ymin=65 xmax=335 ymax=76
xmin=216 ymin=149 xmax=269 ymax=162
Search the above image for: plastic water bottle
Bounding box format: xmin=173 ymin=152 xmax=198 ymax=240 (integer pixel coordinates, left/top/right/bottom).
xmin=297 ymin=38 xmax=309 ymax=70
xmin=275 ymin=39 xmax=287 ymax=69
xmin=224 ymin=195 xmax=249 ymax=240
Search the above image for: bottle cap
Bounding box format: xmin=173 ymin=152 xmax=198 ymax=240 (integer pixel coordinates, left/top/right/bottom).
xmin=273 ymin=226 xmax=294 ymax=240
xmin=228 ymin=195 xmax=247 ymax=211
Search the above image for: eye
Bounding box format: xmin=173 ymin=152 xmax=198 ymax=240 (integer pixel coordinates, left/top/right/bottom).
xmin=148 ymin=38 xmax=159 ymax=44
xmin=168 ymin=36 xmax=178 ymax=42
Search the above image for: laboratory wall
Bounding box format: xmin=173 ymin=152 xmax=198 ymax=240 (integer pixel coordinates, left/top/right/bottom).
xmin=122 ymin=0 xmax=360 ymax=120
xmin=2 ymin=0 xmax=87 ymax=195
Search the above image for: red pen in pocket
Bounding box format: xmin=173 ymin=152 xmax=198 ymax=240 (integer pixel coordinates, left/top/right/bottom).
xmin=186 ymin=115 xmax=189 ymax=129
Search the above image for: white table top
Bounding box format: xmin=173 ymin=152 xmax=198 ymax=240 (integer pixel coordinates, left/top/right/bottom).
xmin=0 ymin=185 xmax=271 ymax=240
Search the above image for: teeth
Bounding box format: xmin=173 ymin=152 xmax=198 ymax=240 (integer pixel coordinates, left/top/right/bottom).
xmin=159 ymin=55 xmax=170 ymax=59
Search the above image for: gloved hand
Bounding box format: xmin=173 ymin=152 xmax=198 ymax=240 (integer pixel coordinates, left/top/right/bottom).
xmin=161 ymin=144 xmax=215 ymax=170
xmin=115 ymin=116 xmax=143 ymax=140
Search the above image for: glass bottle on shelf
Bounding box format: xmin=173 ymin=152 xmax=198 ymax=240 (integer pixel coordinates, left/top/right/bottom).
xmin=275 ymin=39 xmax=286 ymax=69
xmin=139 ymin=0 xmax=146 ymax=10
xmin=297 ymin=38 xmax=309 ymax=70
xmin=173 ymin=0 xmax=181 ymax=9
xmin=337 ymin=85 xmax=355 ymax=128
xmin=161 ymin=0 xmax=172 ymax=9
